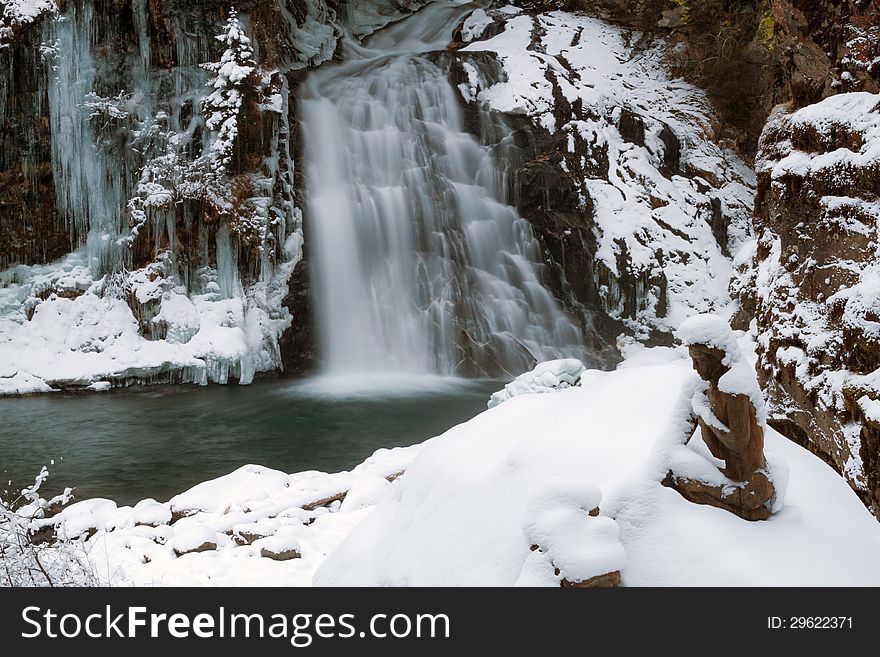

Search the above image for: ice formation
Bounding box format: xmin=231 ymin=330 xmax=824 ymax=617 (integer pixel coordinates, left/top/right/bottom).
xmin=0 ymin=2 xmax=303 ymax=394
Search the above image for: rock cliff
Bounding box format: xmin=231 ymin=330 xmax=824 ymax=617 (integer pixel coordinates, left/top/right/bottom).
xmin=749 ymin=92 xmax=880 ymax=509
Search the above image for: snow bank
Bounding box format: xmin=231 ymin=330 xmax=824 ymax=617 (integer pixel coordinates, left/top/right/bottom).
xmin=26 ymin=344 xmax=880 ymax=586
xmin=315 ymin=349 xmax=880 ymax=586
xmin=40 ymin=443 xmax=422 ymax=586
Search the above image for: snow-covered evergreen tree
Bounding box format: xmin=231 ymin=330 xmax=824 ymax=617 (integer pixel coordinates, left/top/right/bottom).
xmin=201 ymin=7 xmax=257 ymax=172
xmin=0 ymin=0 xmax=57 ymax=46
xmin=126 ymin=8 xmax=261 ymax=239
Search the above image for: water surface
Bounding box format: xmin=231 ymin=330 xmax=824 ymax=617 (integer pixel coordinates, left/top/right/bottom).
xmin=0 ymin=379 xmax=496 ymax=506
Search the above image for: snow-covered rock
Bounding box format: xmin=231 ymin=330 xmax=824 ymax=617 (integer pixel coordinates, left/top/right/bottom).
xmin=132 ymin=499 xmax=172 ymax=527
xmin=487 ymin=358 xmax=586 ymax=408
xmin=519 ymin=480 xmax=625 ymax=586
xmin=748 ymin=91 xmax=880 ymax=509
xmin=255 ymin=531 xmax=303 ymax=561
xmin=454 ymin=8 xmax=755 ymax=340
xmin=171 ymin=524 xmax=218 ymax=556
xmin=0 ymin=0 xmax=56 ymax=44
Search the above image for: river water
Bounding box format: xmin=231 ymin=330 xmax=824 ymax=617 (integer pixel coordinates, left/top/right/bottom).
xmin=0 ymin=379 xmax=496 ymax=506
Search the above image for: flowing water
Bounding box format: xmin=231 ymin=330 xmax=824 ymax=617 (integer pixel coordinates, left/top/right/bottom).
xmin=302 ymin=1 xmax=585 ymax=379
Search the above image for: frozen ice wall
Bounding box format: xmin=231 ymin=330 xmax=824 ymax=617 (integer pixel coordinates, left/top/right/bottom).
xmin=0 ymin=0 xmax=310 ymax=394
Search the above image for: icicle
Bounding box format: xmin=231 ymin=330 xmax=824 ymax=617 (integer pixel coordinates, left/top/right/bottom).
xmin=45 ymin=2 xmax=127 ymax=272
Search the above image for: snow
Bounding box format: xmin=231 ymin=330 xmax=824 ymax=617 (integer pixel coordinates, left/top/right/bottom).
xmin=339 ymin=475 xmax=392 ymax=512
xmin=859 ymin=396 xmax=880 ymax=425
xmin=459 ymin=8 xmax=492 ymax=42
xmin=0 ymin=0 xmax=55 ymax=44
xmin=69 ymin=447 xmax=418 ymax=585
xmin=764 ymin=93 xmax=880 ymax=182
xmin=55 ymin=499 xmax=119 ymax=539
xmin=0 ymin=370 xmax=54 ymax=395
xmin=170 ymin=524 xmax=219 ymax=554
xmin=487 ymin=358 xmax=586 ymax=408
xmin=19 ymin=341 xmax=880 ymax=586
xmin=132 ymin=499 xmax=172 ymax=527
xmin=520 ymin=480 xmax=625 ymax=583
xmin=678 ymin=314 xmax=742 ymax=363
xmin=314 ymin=347 xmax=880 ymax=586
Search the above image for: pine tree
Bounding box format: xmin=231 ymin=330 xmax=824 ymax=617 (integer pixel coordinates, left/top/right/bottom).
xmin=201 ymin=7 xmax=257 ymax=172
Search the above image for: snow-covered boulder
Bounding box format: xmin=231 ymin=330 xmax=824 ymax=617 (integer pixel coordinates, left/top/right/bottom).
xmin=517 ymin=480 xmax=625 ymax=587
xmin=488 ymin=358 xmax=586 ymax=408
xmin=171 ymin=524 xmax=218 ymax=557
xmin=255 ymin=529 xmax=303 ymax=561
xmin=132 ymin=499 xmax=172 ymax=528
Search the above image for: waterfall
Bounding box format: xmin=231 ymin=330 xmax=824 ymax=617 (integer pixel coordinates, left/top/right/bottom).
xmin=301 ymin=2 xmax=585 ymax=379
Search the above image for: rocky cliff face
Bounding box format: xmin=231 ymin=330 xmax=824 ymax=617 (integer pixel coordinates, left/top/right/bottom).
xmin=750 ymin=92 xmax=880 ymax=509
xmin=556 ymin=0 xmax=880 ymax=158
xmin=442 ymin=6 xmax=754 ymax=349
xmin=533 ymin=0 xmax=880 ymax=511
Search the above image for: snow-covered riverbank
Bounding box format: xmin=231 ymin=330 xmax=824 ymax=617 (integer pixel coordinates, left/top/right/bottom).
xmin=9 ymin=337 xmax=880 ymax=587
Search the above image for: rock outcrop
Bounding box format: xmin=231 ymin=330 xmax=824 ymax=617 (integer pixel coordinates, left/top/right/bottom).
xmin=528 ymin=0 xmax=880 ymax=158
xmin=665 ymin=314 xmax=779 ymax=521
xmin=442 ymin=7 xmax=754 ymax=349
xmin=750 ymin=92 xmax=880 ymax=509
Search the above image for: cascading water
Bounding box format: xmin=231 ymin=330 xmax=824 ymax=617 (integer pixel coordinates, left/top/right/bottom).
xmin=302 ymin=2 xmax=586 ymax=379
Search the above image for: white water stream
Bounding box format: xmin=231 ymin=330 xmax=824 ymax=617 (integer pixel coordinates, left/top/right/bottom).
xmin=301 ymin=2 xmax=585 ymax=378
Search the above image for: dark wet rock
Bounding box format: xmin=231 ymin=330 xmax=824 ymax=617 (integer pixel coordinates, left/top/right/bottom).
xmin=260 ymin=546 xmax=302 ymax=561
xmin=561 ymin=570 xmax=621 ymax=587
xmin=173 ymin=541 xmax=217 ymax=557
